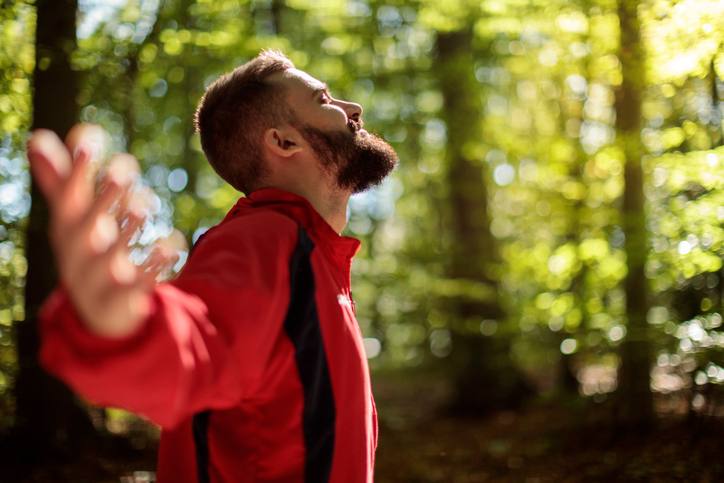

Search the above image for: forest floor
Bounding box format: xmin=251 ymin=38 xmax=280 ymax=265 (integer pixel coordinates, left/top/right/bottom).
xmin=2 ymin=371 xmax=722 ymax=482
xmin=372 ymin=371 xmax=724 ymax=483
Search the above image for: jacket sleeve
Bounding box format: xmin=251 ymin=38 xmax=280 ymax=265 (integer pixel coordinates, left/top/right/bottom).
xmin=39 ymin=212 xmax=297 ymax=429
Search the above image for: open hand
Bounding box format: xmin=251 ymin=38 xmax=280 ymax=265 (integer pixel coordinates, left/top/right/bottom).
xmin=27 ymin=124 xmax=180 ymax=338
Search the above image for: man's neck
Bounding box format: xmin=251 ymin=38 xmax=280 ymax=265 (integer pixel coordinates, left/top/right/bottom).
xmin=309 ymin=191 xmax=349 ymax=234
xmin=268 ymin=184 xmax=350 ymax=234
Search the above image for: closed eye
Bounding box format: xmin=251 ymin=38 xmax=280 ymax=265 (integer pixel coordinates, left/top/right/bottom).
xmin=320 ymin=92 xmax=332 ymax=104
xmin=312 ymin=85 xmax=333 ymax=104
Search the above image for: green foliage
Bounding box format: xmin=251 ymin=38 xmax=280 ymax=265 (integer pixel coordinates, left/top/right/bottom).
xmin=0 ymin=0 xmax=722 ymax=424
xmin=0 ymin=0 xmax=34 ymax=417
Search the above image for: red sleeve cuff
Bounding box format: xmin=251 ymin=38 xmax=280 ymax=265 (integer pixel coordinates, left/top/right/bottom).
xmin=39 ymin=286 xmax=155 ymax=362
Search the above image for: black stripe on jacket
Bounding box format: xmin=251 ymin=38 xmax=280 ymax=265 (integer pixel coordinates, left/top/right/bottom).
xmin=284 ymin=227 xmax=336 ymax=483
xmin=192 ymin=410 xmax=211 ymax=483
xmin=191 ymin=227 xmax=336 ymax=483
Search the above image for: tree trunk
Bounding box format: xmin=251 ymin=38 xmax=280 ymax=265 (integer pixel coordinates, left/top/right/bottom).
xmin=614 ymin=0 xmax=654 ymax=428
xmin=434 ymin=29 xmax=532 ymax=414
xmin=14 ymin=0 xmax=96 ymax=456
xmin=709 ymin=53 xmax=722 ymax=148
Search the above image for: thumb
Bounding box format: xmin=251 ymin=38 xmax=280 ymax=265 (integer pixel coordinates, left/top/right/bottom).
xmin=27 ymin=129 xmax=72 ymax=203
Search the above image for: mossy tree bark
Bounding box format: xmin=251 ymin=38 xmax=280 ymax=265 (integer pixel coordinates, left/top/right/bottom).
xmin=14 ymin=0 xmax=97 ymax=456
xmin=434 ymin=28 xmax=532 ymax=414
xmin=614 ymin=0 xmax=654 ymax=428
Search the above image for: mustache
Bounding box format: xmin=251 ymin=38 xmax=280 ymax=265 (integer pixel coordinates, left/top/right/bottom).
xmin=347 ymin=117 xmax=364 ymax=133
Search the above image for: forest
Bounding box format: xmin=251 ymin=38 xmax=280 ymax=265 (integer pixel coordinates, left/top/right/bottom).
xmin=0 ymin=0 xmax=722 ymax=481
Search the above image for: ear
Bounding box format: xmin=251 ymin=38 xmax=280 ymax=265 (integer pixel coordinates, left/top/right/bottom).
xmin=263 ymin=127 xmax=304 ymax=158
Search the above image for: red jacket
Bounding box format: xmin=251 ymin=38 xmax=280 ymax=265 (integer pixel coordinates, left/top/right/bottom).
xmin=39 ymin=188 xmax=378 ymax=483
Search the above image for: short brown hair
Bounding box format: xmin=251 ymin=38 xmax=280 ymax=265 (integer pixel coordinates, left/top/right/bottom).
xmin=194 ymin=50 xmax=294 ymax=193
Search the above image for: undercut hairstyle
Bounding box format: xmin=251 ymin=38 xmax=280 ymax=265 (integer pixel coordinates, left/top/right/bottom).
xmin=194 ymin=50 xmax=294 ymax=193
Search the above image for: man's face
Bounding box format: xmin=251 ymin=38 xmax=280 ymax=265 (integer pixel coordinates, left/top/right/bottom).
xmin=274 ymin=69 xmax=398 ymax=193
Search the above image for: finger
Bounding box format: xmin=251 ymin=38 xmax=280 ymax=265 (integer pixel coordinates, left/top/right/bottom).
xmin=140 ymin=246 xmax=178 ymax=280
xmin=81 ymin=168 xmax=130 ymax=242
xmin=63 ymin=124 xmax=108 ymax=218
xmin=65 ymin=123 xmax=107 ymax=167
xmin=118 ymin=209 xmax=146 ymax=247
xmin=108 ymin=249 xmax=138 ymax=285
xmin=104 ymin=153 xmax=141 ymax=220
xmin=66 ymin=142 xmax=93 ymax=196
xmin=87 ymin=213 xmax=120 ymax=254
xmin=27 ymin=129 xmax=72 ymax=203
xmin=27 ymin=149 xmax=63 ymax=204
xmin=165 ymin=229 xmax=189 ymax=254
xmin=106 ymin=153 xmax=140 ymax=185
xmin=139 ymin=243 xmax=179 ymax=287
xmin=100 ymin=211 xmax=146 ymax=284
xmin=123 ymin=186 xmax=156 ymax=232
xmin=55 ymin=144 xmax=95 ymax=222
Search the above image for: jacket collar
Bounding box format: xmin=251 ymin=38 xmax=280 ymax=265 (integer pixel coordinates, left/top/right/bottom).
xmin=226 ymin=188 xmax=361 ymax=264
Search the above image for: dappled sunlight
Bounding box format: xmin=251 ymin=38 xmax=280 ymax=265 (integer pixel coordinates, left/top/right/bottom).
xmin=0 ymin=0 xmax=722 ymax=480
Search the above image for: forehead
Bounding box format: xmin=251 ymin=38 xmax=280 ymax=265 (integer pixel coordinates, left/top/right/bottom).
xmin=271 ymin=68 xmax=325 ymax=96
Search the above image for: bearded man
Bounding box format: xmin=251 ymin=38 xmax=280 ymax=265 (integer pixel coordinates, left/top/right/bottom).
xmin=27 ymin=50 xmax=398 ymax=483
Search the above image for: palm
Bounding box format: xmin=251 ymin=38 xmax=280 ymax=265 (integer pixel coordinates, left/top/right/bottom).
xmin=27 ymin=124 xmax=181 ymax=337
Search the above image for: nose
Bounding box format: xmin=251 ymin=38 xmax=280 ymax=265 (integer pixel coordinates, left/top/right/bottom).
xmin=335 ymin=99 xmax=363 ymax=122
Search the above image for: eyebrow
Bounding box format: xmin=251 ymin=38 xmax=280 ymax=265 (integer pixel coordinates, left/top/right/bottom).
xmin=311 ymin=84 xmax=330 ymax=98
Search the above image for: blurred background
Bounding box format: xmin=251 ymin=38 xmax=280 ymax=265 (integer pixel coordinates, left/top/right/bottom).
xmin=0 ymin=0 xmax=722 ymax=481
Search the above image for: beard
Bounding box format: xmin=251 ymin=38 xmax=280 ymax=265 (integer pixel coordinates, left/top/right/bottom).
xmin=298 ymin=120 xmax=398 ymax=194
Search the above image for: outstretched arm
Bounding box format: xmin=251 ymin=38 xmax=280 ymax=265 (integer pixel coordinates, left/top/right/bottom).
xmin=30 ymin=125 xmax=296 ymax=427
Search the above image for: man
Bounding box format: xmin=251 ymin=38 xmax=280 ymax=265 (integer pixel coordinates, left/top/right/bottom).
xmin=28 ymin=50 xmax=398 ymax=483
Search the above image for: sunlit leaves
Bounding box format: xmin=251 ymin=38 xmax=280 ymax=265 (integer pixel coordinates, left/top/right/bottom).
xmin=647 ymin=147 xmax=724 ymax=291
xmin=0 ymin=1 xmax=35 ymax=407
xmin=0 ymin=3 xmax=34 ymax=138
xmin=0 ymin=0 xmax=721 ymax=402
xmin=643 ymin=0 xmax=724 ymax=84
